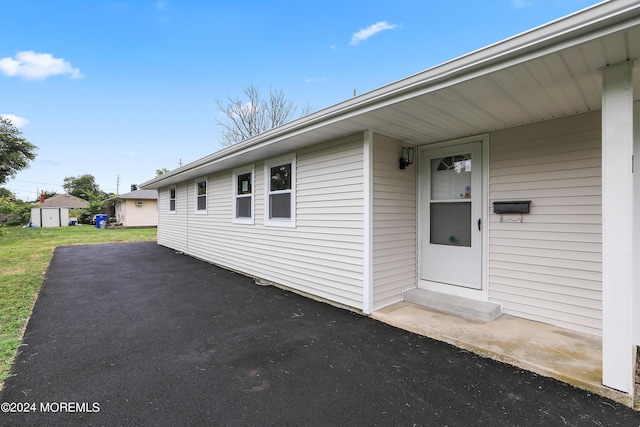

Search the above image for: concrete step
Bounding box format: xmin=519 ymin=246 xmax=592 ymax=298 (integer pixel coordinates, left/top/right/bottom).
xmin=402 ymin=289 xmax=502 ymax=322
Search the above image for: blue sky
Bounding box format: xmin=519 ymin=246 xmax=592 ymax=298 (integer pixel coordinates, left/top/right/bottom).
xmin=2 ymin=0 xmax=602 ymax=201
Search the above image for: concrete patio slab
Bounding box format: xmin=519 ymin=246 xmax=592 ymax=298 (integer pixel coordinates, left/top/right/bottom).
xmin=372 ymin=301 xmax=630 ymax=406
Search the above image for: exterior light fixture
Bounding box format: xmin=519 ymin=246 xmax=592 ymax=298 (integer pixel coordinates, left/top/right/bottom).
xmin=399 ymin=146 xmax=415 ymax=170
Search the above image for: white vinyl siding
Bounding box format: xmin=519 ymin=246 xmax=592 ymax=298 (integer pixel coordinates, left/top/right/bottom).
xmin=156 ymin=134 xmax=365 ymax=310
xmin=158 ymin=182 xmax=188 ymax=249
xmin=371 ymin=133 xmax=417 ymax=310
xmin=488 ymin=111 xmax=602 ymax=335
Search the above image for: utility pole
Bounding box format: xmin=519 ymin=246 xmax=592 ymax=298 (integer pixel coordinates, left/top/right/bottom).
xmin=179 ymin=158 xmax=183 ymax=167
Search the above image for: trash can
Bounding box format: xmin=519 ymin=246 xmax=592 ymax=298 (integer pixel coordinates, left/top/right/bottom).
xmin=95 ymin=214 xmax=107 ymax=229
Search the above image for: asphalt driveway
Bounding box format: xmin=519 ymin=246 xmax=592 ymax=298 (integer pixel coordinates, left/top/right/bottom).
xmin=1 ymin=241 xmax=638 ymax=426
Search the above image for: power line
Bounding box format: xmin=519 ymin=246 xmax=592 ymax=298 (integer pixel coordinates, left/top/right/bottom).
xmin=8 ymin=179 xmax=64 ymax=188
xmin=5 ymin=187 xmax=38 ymax=194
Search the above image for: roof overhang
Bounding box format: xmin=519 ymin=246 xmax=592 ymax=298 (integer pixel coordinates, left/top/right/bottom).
xmin=142 ymin=0 xmax=640 ymax=190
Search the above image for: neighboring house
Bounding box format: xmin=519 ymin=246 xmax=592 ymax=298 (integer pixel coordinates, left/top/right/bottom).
xmin=142 ymin=2 xmax=640 ymax=404
xmin=108 ymin=189 xmax=158 ymax=227
xmin=30 ymin=194 xmax=89 ymax=227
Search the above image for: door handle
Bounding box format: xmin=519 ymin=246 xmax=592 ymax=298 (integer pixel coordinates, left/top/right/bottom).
xmin=477 ymin=218 xmax=481 ymax=231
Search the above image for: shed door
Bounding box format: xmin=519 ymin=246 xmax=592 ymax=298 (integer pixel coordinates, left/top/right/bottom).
xmin=42 ymin=208 xmax=61 ymax=228
xmin=420 ymin=142 xmax=482 ymax=289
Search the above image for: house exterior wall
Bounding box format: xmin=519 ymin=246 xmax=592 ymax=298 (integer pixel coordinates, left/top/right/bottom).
xmin=157 ymin=134 xmax=366 ymax=310
xmin=117 ymin=199 xmax=158 ymax=227
xmin=371 ymin=133 xmax=417 ymax=310
xmin=488 ymin=111 xmax=602 ymax=335
xmin=158 ymin=182 xmax=189 ymax=248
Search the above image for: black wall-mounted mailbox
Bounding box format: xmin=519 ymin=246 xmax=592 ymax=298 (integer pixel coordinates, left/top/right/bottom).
xmin=493 ymin=201 xmax=531 ymax=214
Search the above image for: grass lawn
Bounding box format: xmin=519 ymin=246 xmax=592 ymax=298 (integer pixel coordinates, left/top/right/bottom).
xmin=0 ymin=225 xmax=157 ymax=386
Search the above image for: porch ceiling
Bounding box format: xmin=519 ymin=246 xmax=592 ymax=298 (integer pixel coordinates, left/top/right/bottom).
xmin=354 ymin=27 xmax=640 ymax=146
xmin=143 ymin=2 xmax=640 ymax=189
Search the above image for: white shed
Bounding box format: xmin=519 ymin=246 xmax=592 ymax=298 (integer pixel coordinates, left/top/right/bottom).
xmin=30 ymin=207 xmax=70 ymax=228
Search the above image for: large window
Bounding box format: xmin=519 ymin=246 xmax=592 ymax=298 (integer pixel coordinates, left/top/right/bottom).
xmin=233 ymin=166 xmax=254 ymax=224
xmin=265 ymin=156 xmax=295 ymax=227
xmin=169 ymin=187 xmax=176 ymax=213
xmin=196 ymin=178 xmax=207 ymax=213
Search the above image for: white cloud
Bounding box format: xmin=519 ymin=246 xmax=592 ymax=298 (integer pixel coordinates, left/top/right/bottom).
xmin=156 ymin=0 xmax=170 ymax=11
xmin=155 ymin=0 xmax=171 ymax=22
xmin=350 ymin=21 xmax=398 ymax=46
xmin=0 ymin=114 xmax=30 ymax=128
xmin=0 ymin=51 xmax=84 ymax=80
xmin=512 ymin=0 xmax=534 ymax=8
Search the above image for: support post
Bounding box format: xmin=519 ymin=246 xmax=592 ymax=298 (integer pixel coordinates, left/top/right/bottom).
xmin=601 ymin=61 xmax=635 ymax=393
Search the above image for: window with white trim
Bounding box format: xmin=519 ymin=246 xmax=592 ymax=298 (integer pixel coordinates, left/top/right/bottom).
xmin=233 ymin=166 xmax=254 ymax=224
xmin=265 ymin=156 xmax=295 ymax=227
xmin=195 ymin=178 xmax=207 ymax=213
xmin=169 ymin=187 xmax=176 ymax=213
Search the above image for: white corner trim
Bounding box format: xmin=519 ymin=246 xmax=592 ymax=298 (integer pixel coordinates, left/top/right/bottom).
xmin=363 ymin=130 xmax=373 ymax=314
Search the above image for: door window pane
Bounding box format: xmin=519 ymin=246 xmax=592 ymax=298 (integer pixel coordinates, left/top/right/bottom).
xmin=431 ymin=154 xmax=472 ymax=200
xmin=430 ymin=202 xmax=471 ymax=247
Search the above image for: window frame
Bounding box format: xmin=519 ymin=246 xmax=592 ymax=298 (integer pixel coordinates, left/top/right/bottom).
xmin=232 ymin=165 xmax=255 ymax=224
xmin=168 ymin=186 xmax=176 ymax=214
xmin=264 ymin=155 xmax=296 ymax=228
xmin=195 ymin=177 xmax=208 ymax=214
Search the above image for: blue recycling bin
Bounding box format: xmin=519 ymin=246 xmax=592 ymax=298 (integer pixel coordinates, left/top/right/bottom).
xmin=95 ymin=214 xmax=107 ymax=229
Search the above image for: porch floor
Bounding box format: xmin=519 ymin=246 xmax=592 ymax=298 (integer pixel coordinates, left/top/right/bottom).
xmin=371 ymin=301 xmax=633 ymax=407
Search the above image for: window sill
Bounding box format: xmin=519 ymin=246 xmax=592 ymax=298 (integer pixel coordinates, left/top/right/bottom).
xmin=265 ymin=219 xmax=296 ymax=228
xmin=233 ymin=217 xmax=254 ymax=225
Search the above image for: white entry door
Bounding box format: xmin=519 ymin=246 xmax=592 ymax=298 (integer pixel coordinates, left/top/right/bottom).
xmin=420 ymin=141 xmax=483 ymax=290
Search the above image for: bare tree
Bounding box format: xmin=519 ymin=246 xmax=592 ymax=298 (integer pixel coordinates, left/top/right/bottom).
xmin=216 ymin=84 xmax=313 ymax=147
